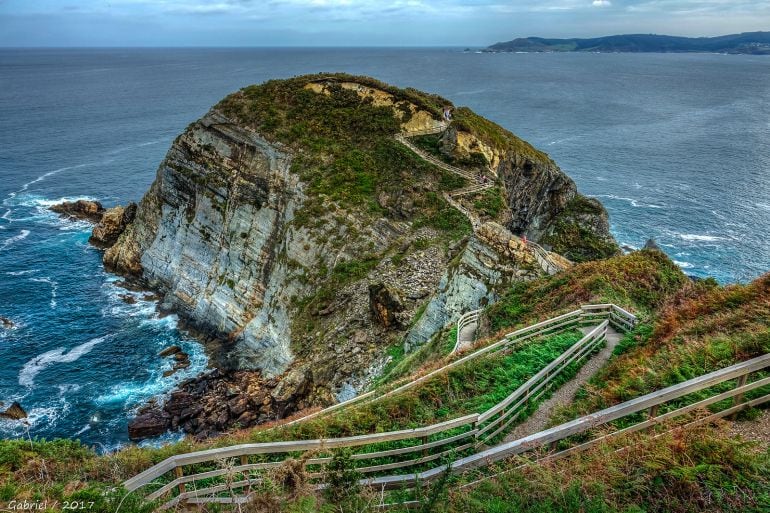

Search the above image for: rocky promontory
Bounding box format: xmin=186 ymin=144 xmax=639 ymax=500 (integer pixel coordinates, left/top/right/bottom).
xmin=91 ymin=74 xmax=617 ymax=439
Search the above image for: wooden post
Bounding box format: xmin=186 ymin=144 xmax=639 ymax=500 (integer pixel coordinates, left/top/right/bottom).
xmin=240 ymin=455 xmax=248 ymax=467
xmin=175 ymin=466 xmax=185 ymax=495
xmin=731 ymin=374 xmax=749 ymax=419
xmin=422 ymin=435 xmax=429 ymax=457
xmin=646 ymin=404 xmax=659 ymax=433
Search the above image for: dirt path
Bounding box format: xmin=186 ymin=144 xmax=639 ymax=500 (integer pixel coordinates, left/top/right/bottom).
xmin=455 ymin=321 xmax=479 ymax=352
xmin=503 ymin=325 xmax=623 ymax=442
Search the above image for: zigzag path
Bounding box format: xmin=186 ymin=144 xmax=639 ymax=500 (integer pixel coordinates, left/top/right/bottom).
xmin=504 ymin=324 xmax=622 ymax=442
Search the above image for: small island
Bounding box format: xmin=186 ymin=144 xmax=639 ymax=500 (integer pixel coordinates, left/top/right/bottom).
xmin=486 ymin=31 xmax=770 ymax=54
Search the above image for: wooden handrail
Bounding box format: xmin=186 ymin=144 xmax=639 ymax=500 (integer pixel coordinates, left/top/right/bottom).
xmin=123 ymin=304 xmax=640 ymax=504
xmin=362 ymin=352 xmax=770 ymax=489
xmin=453 ymin=309 xmax=481 ymax=353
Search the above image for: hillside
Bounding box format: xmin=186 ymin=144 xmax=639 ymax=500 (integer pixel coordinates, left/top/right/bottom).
xmin=486 ymin=31 xmax=770 ymax=54
xmin=91 ymin=74 xmax=617 ymax=440
xmin=2 ymin=249 xmax=769 ymax=512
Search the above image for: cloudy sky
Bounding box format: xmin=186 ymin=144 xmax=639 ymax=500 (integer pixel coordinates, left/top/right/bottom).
xmin=1 ymin=0 xmax=769 ymax=47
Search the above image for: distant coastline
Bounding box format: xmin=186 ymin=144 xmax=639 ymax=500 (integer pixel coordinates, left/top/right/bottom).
xmin=484 ymin=31 xmax=770 ymax=54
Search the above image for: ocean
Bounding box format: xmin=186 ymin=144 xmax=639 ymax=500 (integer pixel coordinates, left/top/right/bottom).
xmin=1 ymin=48 xmax=768 ymax=449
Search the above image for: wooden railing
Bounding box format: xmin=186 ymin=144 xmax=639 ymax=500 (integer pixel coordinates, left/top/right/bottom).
xmin=366 ymin=352 xmax=770 ymax=491
xmin=474 ymin=321 xmax=608 ymax=446
xmin=123 ymin=304 xmax=638 ymax=508
xmin=400 ymin=124 xmax=448 ymax=137
xmin=453 ymin=309 xmax=481 ymax=353
xmin=395 ymin=133 xmax=478 ymax=181
xmin=528 ymin=241 xmax=566 ymax=275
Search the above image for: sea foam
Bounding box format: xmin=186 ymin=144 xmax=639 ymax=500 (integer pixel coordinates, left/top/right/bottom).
xmin=19 ymin=335 xmax=108 ymax=387
xmin=0 ymin=229 xmax=30 ymax=251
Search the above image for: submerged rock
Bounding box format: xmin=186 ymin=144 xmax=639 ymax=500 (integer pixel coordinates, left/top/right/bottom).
xmin=0 ymin=401 xmax=27 ymax=420
xmin=127 ymin=369 xmax=281 ymax=440
xmin=50 ymin=200 xmax=104 ymax=223
xmin=158 ymin=345 xmax=182 ymax=357
xmin=0 ymin=316 xmax=14 ymax=329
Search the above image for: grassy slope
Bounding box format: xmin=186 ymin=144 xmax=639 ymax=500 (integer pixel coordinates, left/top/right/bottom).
xmin=434 ymin=272 xmax=770 ymax=513
xmin=552 ymin=272 xmax=770 ymax=420
xmin=485 ymin=249 xmax=688 ymax=335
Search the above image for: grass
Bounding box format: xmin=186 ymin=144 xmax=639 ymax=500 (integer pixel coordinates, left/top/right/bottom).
xmin=551 ymin=272 xmax=770 ymax=423
xmin=0 ymin=330 xmax=586 ymax=510
xmin=485 ymin=249 xmax=688 ymax=335
xmin=434 ymin=425 xmax=770 ymax=513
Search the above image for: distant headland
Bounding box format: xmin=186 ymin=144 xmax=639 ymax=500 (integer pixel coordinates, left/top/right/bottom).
xmin=484 ymin=31 xmax=770 ymax=54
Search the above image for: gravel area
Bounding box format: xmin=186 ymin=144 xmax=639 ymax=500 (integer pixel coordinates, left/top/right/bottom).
xmin=504 ymin=325 xmax=622 ymax=442
xmin=728 ymin=409 xmax=770 ymax=448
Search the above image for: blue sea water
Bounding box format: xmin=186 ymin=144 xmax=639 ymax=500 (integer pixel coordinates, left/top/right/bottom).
xmin=1 ymin=48 xmax=769 ymax=448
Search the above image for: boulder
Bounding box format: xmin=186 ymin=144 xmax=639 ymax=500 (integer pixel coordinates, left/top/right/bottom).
xmin=118 ymin=294 xmax=137 ymax=305
xmin=89 ymin=203 xmax=137 ymax=248
xmin=50 ymin=200 xmax=104 ymax=223
xmin=128 ymin=407 xmax=169 ymax=440
xmin=0 ymin=401 xmax=27 ymax=420
xmin=0 ymin=316 xmax=14 ymax=329
xmin=368 ymin=283 xmax=405 ymax=329
xmin=158 ymin=345 xmax=182 ymax=357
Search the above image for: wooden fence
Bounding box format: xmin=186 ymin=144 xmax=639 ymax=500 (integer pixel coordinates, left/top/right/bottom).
xmin=123 ymin=304 xmax=639 ymax=508
xmin=366 ymin=351 xmax=770 ymax=490
xmin=452 ymin=309 xmax=481 ymax=353
xmin=528 ymin=241 xmax=566 ymax=275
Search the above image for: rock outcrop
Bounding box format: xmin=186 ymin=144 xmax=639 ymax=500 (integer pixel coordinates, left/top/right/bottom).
xmin=50 ymin=200 xmax=104 ymax=223
xmin=96 ymin=74 xmax=616 ymax=438
xmin=89 ymin=203 xmax=136 ymax=248
xmin=0 ymin=401 xmax=27 ymax=420
xmin=405 ymin=222 xmax=539 ymax=350
xmin=437 ymin=121 xmax=617 ymax=262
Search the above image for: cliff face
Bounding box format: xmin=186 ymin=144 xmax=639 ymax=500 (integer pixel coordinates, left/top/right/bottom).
xmin=103 ymin=74 xmax=617 ymax=437
xmin=434 ymin=110 xmax=618 ymax=261
xmin=106 ymin=111 xmax=301 ymax=374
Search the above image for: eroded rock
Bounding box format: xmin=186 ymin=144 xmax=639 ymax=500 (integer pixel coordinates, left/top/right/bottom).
xmin=0 ymin=401 xmax=27 ymax=420
xmin=50 ymin=200 xmax=104 ymax=223
xmin=369 ymin=283 xmax=406 ymax=329
xmin=89 ymin=203 xmax=137 ymax=248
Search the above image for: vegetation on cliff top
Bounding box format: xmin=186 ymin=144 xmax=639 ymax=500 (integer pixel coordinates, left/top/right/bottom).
xmin=485 ymin=248 xmax=688 ymax=335
xmin=541 ymin=195 xmax=620 ymax=262
xmin=217 ymin=73 xmax=464 ymax=227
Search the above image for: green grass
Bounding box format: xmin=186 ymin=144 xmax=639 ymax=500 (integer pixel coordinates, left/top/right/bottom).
xmin=550 ymin=272 xmax=770 ymax=425
xmin=472 ymin=186 xmax=506 ymax=219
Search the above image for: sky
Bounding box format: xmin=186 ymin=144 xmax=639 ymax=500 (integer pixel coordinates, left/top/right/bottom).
xmin=1 ymin=0 xmax=769 ymax=47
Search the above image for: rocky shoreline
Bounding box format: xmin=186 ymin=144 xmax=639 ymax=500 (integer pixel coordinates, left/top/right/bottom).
xmin=128 ymin=368 xmax=293 ymax=440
